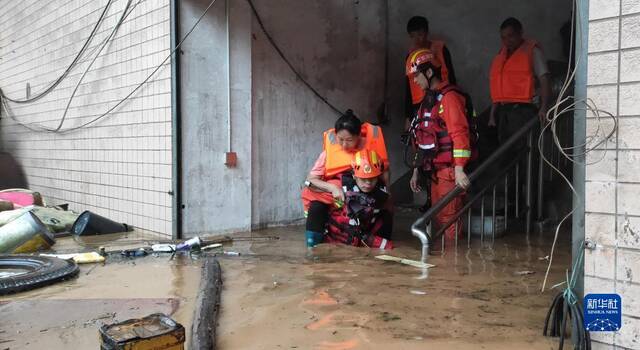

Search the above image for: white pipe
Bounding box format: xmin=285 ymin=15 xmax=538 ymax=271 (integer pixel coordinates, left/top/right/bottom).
xmin=411 ymin=220 xmax=430 ymax=264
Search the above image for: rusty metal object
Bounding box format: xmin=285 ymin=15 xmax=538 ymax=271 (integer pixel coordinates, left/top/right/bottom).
xmin=100 ymin=313 xmax=185 ymax=350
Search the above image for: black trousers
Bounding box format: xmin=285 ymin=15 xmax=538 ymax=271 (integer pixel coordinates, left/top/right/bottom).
xmin=496 ymin=103 xmax=540 ymax=218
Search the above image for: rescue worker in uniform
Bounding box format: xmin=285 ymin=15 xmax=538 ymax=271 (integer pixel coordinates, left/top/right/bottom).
xmin=407 ymin=50 xmax=472 ymax=240
xmin=301 ymin=110 xmax=390 ymax=247
xmin=404 ymin=16 xmax=457 ymax=132
xmin=303 ymin=150 xmax=393 ymax=249
xmin=488 ymin=17 xmax=551 ymax=215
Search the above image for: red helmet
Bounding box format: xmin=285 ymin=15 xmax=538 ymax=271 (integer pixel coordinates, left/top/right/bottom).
xmin=352 ymin=150 xmax=383 ymax=179
xmin=406 ymin=48 xmax=442 ymax=76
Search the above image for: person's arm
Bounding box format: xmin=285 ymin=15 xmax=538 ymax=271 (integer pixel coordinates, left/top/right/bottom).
xmin=538 ymin=74 xmax=552 ymax=122
xmin=405 ymin=76 xmax=414 ymax=131
xmin=306 ymin=152 xmax=344 ymax=201
xmin=442 ymin=46 xmax=457 ymax=85
xmin=410 ymin=167 xmax=421 ymax=192
xmin=442 ymin=93 xmax=471 ymax=189
xmin=532 ymin=47 xmax=552 ymax=122
xmin=375 ymin=127 xmax=392 ymax=189
xmin=488 ymin=103 xmax=498 ymax=127
xmin=306 ymin=173 xmax=344 ymax=201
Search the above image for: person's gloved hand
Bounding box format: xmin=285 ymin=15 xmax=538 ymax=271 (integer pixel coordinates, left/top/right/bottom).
xmin=454 ymin=166 xmax=470 ymax=190
xmin=330 ymin=184 xmax=345 ymax=204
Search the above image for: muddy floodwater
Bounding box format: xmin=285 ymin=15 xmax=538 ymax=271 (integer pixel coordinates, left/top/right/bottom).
xmin=1 ymin=211 xmax=573 ymax=349
xmin=0 ymin=233 xmax=203 ymax=349
xmin=218 ymin=212 xmax=573 ymax=350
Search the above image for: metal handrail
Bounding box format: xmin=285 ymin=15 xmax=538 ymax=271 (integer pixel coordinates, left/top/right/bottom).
xmin=411 ymin=116 xmax=540 ymax=263
xmin=434 ymin=147 xmax=527 ymax=242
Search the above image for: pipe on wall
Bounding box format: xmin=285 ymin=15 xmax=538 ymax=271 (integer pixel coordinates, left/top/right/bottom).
xmin=170 ymin=0 xmax=183 ymax=240
xmin=572 ymin=0 xmax=588 ymax=299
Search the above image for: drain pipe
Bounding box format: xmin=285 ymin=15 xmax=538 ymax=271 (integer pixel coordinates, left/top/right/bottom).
xmin=170 ymin=0 xmax=183 ymax=240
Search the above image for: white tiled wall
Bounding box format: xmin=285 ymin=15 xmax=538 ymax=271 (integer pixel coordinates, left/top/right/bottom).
xmin=585 ymin=0 xmax=640 ymax=348
xmin=0 ymin=0 xmax=173 ymax=235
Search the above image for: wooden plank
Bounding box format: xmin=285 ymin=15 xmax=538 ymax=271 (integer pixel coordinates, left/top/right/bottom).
xmin=190 ymin=257 xmax=222 ymax=350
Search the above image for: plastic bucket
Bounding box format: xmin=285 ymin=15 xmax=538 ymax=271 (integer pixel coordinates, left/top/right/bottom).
xmin=71 ymin=211 xmax=130 ymax=236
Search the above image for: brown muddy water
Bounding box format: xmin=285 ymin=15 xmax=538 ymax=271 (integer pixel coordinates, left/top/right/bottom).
xmin=218 ymin=211 xmax=573 ymax=350
xmin=0 ymin=233 xmax=203 ymax=349
xmin=1 ymin=211 xmax=573 ymax=349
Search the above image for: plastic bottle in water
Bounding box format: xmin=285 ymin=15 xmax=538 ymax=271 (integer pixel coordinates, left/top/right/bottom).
xmin=176 ymin=237 xmax=201 ymax=251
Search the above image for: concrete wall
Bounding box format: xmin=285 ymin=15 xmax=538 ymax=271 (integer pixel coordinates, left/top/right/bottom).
xmin=584 ymin=0 xmax=640 ymax=348
xmin=179 ymin=0 xmax=253 ymax=236
xmin=0 ymin=0 xmax=173 ymax=235
xmin=250 ymin=0 xmax=386 ymax=227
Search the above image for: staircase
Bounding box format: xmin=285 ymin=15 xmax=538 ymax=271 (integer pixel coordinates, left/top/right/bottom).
xmin=410 ymin=110 xmax=574 ymax=263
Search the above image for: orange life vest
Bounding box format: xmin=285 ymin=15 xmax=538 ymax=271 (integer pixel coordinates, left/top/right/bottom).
xmin=406 ymin=41 xmax=450 ymax=105
xmin=323 ymin=123 xmax=388 ymax=178
xmin=489 ymin=39 xmax=538 ymax=103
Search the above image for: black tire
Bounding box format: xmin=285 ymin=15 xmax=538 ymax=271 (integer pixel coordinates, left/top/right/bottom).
xmin=0 ymin=255 xmax=79 ymax=295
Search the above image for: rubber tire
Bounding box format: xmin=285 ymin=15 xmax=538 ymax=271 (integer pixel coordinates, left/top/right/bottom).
xmin=0 ymin=255 xmax=79 ymax=295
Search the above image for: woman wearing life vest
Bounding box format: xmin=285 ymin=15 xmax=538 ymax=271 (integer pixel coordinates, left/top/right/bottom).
xmin=407 ymin=49 xmax=472 ymax=240
xmin=303 ymin=149 xmax=393 ymax=249
xmin=301 ymin=110 xmax=390 ymax=247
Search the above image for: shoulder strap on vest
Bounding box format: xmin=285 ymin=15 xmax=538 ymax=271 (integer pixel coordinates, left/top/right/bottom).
xmin=324 ymin=128 xmax=337 ymax=145
xmin=362 ymin=122 xmax=380 ymax=139
xmin=440 ymin=84 xmax=461 ymax=95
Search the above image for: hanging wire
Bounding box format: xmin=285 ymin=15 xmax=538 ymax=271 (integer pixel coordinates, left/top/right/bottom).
xmin=0 ymin=0 xmax=115 ymax=104
xmin=3 ymin=0 xmax=350 ymax=134
xmin=245 ymin=0 xmax=343 ymax=115
xmin=2 ymin=0 xmax=221 ymax=134
xmin=539 ymin=0 xmax=618 ymax=295
xmin=5 ymin=0 xmax=140 ymax=133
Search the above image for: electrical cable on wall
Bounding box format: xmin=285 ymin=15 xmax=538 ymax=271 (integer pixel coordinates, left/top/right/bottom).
xmin=538 ymin=0 xmax=618 ymax=296
xmin=245 ymin=0 xmax=343 ymax=116
xmin=2 ymin=0 xmax=347 ymax=134
xmin=51 ymin=0 xmax=136 ymax=132
xmin=2 ymin=0 xmax=221 ymax=134
xmin=535 ymin=1 xmax=618 ymax=347
xmin=9 ymin=0 xmax=139 ymax=133
xmin=0 ymin=0 xmax=115 ymax=104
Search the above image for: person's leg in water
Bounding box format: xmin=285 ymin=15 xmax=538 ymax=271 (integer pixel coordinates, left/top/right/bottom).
xmin=305 ymin=201 xmax=329 ymax=247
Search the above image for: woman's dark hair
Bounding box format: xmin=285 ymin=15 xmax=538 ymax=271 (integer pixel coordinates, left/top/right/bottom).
xmin=334 ymin=109 xmax=362 ymax=136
